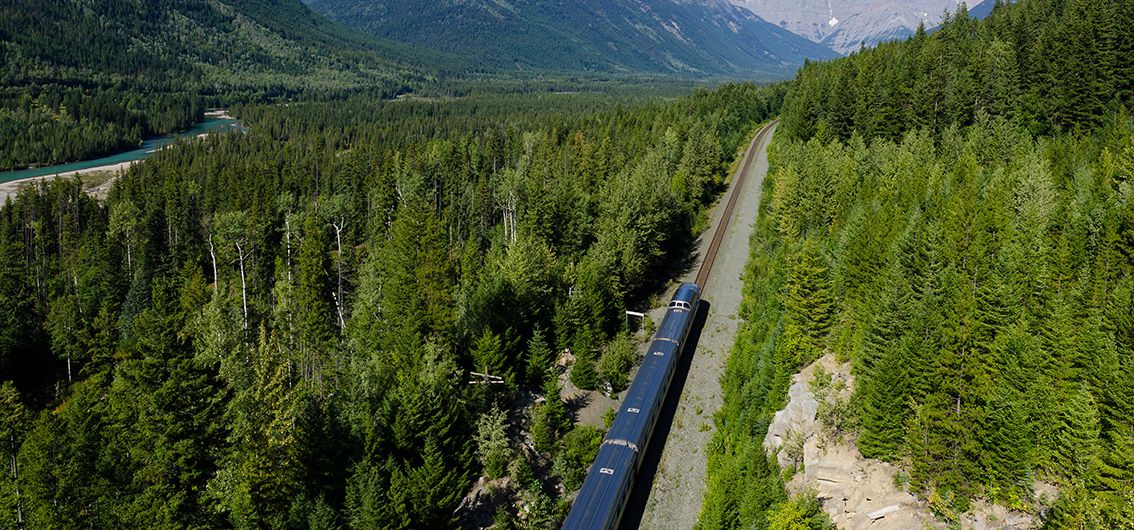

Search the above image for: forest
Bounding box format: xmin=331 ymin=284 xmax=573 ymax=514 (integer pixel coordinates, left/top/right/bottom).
xmin=0 ymin=0 xmax=425 ymax=170
xmin=701 ymin=0 xmax=1134 ymax=527
xmin=0 ymin=84 xmax=781 ymax=528
xmin=0 ymin=90 xmax=205 ymax=171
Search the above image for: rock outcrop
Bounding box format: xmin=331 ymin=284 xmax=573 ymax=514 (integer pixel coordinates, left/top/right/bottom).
xmin=763 ymin=354 xmax=1044 ymax=529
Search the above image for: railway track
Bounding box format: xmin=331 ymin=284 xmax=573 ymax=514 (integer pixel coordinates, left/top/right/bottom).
xmin=694 ymin=119 xmax=778 ymax=289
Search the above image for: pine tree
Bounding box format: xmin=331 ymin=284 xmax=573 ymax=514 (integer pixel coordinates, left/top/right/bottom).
xmin=471 ymin=329 xmax=511 ymax=386
xmin=525 ymin=327 xmax=554 ymax=386
xmin=784 ymin=238 xmax=834 ymax=365
xmin=532 ymin=377 xmax=569 ymax=454
xmin=0 ymin=382 xmax=27 ymax=529
xmin=857 ymin=338 xmax=909 ymax=461
xmin=294 ymin=210 xmax=336 ymax=385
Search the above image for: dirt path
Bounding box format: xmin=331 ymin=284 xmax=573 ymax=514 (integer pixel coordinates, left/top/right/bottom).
xmin=627 ymin=122 xmax=777 ymax=530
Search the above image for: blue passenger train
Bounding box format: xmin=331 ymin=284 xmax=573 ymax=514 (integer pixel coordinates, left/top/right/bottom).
xmin=561 ymin=283 xmax=701 ymax=530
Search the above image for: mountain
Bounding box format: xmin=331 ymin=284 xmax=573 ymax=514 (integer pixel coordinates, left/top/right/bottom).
xmin=305 ymin=0 xmax=839 ymax=78
xmin=0 ymin=0 xmax=430 ymax=97
xmin=967 ymin=0 xmax=998 ymax=19
xmin=0 ymin=0 xmax=441 ymax=170
xmin=730 ymin=0 xmax=987 ymax=55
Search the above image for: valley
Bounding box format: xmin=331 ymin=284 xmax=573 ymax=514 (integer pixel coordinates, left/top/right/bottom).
xmin=1 ymin=0 xmax=1133 ymax=529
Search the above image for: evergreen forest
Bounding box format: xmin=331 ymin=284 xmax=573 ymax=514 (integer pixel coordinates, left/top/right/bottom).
xmin=4 ymin=0 xmax=1134 ymax=528
xmin=0 ymin=85 xmax=781 ymax=528
xmin=0 ymin=0 xmax=427 ymax=170
xmin=701 ymin=0 xmax=1134 ymax=527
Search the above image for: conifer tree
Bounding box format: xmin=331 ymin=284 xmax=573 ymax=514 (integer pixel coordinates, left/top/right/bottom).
xmin=471 ymin=329 xmax=510 ymax=386
xmin=978 ymin=389 xmax=1032 ymax=503
xmin=475 ymin=407 xmax=511 ymax=479
xmin=1051 ymin=0 xmax=1119 ymax=129
xmin=295 ymin=210 xmax=335 ymax=384
xmin=532 ymin=377 xmax=569 ymax=455
xmin=0 ymin=382 xmax=26 ymax=529
xmin=1049 ymin=385 xmax=1100 ymax=482
xmin=209 ymin=329 xmax=301 ymax=528
xmin=784 ymin=238 xmax=834 ymax=365
xmin=980 ymin=39 xmax=1020 ymax=119
xmin=525 ymin=327 xmax=555 ymax=386
xmin=1096 ymin=372 xmax=1134 ymax=508
xmin=857 ymin=338 xmax=909 ymax=461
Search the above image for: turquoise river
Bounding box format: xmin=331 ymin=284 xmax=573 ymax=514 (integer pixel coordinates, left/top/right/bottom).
xmin=0 ymin=117 xmax=241 ymax=184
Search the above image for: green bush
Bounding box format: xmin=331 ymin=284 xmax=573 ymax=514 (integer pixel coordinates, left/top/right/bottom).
xmin=551 ymin=426 xmax=604 ymax=491
xmin=596 ymin=333 xmax=637 ymax=392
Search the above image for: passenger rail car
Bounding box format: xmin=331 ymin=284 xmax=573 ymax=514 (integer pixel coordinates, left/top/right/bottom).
xmin=562 ymin=283 xmax=701 ymax=530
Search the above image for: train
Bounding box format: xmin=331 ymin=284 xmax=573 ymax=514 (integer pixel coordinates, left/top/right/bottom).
xmin=561 ymin=282 xmax=702 ymax=530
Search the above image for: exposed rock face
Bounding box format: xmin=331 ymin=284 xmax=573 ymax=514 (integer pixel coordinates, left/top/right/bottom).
xmin=763 ymin=354 xmax=1044 ymax=529
xmin=729 ymin=0 xmax=985 ymax=55
xmin=764 ymin=354 xmax=933 ymax=528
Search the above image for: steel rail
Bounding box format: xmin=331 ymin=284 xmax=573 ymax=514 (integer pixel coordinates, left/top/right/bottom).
xmin=694 ymin=119 xmax=777 ymax=289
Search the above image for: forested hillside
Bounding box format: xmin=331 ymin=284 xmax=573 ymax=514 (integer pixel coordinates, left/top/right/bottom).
xmin=0 ymin=84 xmax=782 ymax=528
xmin=702 ymin=0 xmax=1134 ymax=527
xmin=308 ymin=0 xmax=837 ymax=77
xmin=0 ymin=0 xmax=427 ymax=170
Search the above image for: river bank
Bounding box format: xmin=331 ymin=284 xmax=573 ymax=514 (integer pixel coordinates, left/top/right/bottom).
xmin=0 ymin=111 xmax=240 ymax=202
xmin=0 ymin=162 xmax=131 ymax=203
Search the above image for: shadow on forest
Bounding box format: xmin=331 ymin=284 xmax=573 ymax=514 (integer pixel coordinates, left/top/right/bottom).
xmin=565 ymin=393 xmax=591 ymax=424
xmin=618 ymin=299 xmax=711 ymax=530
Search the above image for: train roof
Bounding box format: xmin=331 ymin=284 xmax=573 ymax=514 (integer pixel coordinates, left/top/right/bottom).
xmin=605 ymin=340 xmax=679 ymax=451
xmin=656 ymin=306 xmax=691 ymax=343
xmin=673 ymin=283 xmax=700 ymax=303
xmin=560 ymin=443 xmax=637 ymax=530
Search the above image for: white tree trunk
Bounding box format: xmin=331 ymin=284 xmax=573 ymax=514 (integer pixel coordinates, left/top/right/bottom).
xmin=125 ymin=233 xmax=133 ymax=277
xmin=333 ymin=220 xmax=346 ymax=331
xmin=208 ymin=234 xmax=219 ymax=288
xmin=10 ymin=451 xmax=21 ymax=526
xmin=284 ymin=216 xmax=293 ymax=283
xmin=237 ymin=242 xmax=248 ymax=329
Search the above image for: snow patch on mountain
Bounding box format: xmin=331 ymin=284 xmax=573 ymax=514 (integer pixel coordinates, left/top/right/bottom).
xmin=730 ymin=0 xmax=986 ymax=55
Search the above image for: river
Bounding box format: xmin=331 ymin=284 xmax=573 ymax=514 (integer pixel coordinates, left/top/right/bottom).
xmin=0 ymin=116 xmax=242 ymax=185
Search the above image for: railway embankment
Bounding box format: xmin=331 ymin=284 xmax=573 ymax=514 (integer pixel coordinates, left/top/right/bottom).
xmin=628 ymin=121 xmax=778 ymax=530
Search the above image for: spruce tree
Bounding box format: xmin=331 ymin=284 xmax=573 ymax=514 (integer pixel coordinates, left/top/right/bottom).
xmin=0 ymin=382 xmax=26 ymax=529
xmin=979 ymin=389 xmax=1032 ymax=503
xmin=857 ymin=338 xmax=909 ymax=461
xmin=532 ymin=377 xmax=569 ymax=454
xmin=295 ymin=210 xmax=335 ymax=384
xmin=784 ymin=238 xmax=834 ymax=365
xmin=525 ymin=327 xmax=555 ymax=386
xmin=1049 ymin=385 xmax=1101 ymax=483
xmin=471 ymin=329 xmax=510 ymax=386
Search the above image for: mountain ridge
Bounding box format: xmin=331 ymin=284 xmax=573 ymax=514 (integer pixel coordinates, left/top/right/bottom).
xmin=0 ymin=0 xmax=429 ymax=97
xmin=306 ymin=0 xmax=839 ymax=78
xmin=730 ymin=0 xmax=988 ymax=55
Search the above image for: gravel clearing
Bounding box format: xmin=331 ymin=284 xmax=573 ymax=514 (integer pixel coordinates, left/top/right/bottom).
xmin=623 ymin=122 xmax=776 ymax=530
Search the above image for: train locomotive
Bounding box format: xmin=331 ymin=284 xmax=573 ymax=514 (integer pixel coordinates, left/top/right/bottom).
xmin=561 ymin=282 xmax=702 ymax=530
